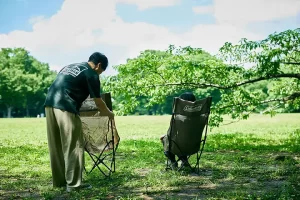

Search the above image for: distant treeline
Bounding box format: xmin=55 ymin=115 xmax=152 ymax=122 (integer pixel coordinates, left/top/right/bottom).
xmin=1 ymin=44 xmax=299 ymax=118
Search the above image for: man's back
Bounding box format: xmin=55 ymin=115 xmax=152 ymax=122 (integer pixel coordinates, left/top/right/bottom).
xmin=44 ymin=62 xmax=100 ymax=114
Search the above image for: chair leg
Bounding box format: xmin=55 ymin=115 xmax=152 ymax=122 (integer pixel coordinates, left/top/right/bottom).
xmin=195 ymin=152 xmax=200 ymax=174
xmin=85 ymin=150 xmax=116 ymax=177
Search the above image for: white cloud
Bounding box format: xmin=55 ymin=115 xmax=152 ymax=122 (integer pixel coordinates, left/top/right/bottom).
xmin=0 ymin=0 xmax=119 ymax=70
xmin=96 ymin=21 xmax=179 ymax=47
xmin=196 ymin=0 xmax=300 ymax=25
xmin=192 ymin=5 xmax=214 ymax=14
xmin=117 ymin=0 xmax=180 ymax=10
xmin=108 ymin=22 xmax=265 ymax=66
xmin=0 ymin=0 xmax=270 ymax=74
xmin=48 ymin=64 xmax=62 ymax=72
xmin=181 ymin=23 xmax=263 ymax=54
xmin=28 ymin=16 xmax=45 ymax=24
xmin=27 ymin=0 xmax=118 ymax=51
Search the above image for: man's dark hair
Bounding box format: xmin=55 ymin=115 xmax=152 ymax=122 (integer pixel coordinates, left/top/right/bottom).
xmin=179 ymin=92 xmax=196 ymax=102
xmin=88 ymin=52 xmax=108 ymax=71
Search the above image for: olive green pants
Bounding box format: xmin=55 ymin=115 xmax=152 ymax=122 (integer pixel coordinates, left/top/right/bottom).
xmin=45 ymin=107 xmax=84 ymax=188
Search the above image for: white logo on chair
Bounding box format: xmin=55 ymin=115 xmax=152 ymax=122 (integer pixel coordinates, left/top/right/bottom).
xmin=183 ymin=105 xmax=202 ymax=112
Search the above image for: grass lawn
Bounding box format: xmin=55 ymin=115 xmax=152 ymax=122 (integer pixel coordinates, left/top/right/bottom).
xmin=0 ymin=114 xmax=300 ymax=199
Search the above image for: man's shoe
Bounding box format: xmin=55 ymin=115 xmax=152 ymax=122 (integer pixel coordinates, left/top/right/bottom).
xmin=66 ymin=184 xmax=92 ymax=192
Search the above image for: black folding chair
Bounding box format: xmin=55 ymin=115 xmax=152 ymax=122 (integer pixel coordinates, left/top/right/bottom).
xmin=162 ymin=96 xmax=212 ymax=173
xmin=79 ymin=93 xmax=120 ymax=177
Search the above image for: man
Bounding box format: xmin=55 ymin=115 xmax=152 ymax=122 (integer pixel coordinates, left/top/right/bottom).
xmin=44 ymin=52 xmax=114 ymax=192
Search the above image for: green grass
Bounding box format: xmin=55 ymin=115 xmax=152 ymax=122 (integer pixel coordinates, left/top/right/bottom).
xmin=0 ymin=114 xmax=300 ymax=199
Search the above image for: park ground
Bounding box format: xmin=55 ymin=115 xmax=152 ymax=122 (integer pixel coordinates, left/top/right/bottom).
xmin=0 ymin=114 xmax=300 ymax=199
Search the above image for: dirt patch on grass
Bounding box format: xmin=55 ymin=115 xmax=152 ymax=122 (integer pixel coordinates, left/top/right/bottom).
xmin=0 ymin=190 xmax=41 ymax=200
xmin=135 ymin=168 xmax=152 ymax=177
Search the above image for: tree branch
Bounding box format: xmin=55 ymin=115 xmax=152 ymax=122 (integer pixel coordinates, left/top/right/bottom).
xmin=281 ymin=62 xmax=300 ymax=65
xmin=232 ymin=73 xmax=300 ymax=88
xmin=154 ymin=82 xmax=225 ymax=89
xmin=150 ymin=73 xmax=300 ymax=89
xmin=216 ymin=91 xmax=300 ymax=111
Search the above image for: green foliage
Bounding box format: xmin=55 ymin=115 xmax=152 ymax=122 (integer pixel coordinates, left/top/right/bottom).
xmin=105 ymin=29 xmax=300 ymax=126
xmin=218 ymin=28 xmax=300 ymax=119
xmin=0 ymin=48 xmax=56 ymax=117
xmin=105 ymin=48 xmax=224 ymax=114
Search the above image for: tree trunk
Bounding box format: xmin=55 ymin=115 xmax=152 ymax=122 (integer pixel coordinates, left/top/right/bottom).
xmin=7 ymin=106 xmax=13 ymax=118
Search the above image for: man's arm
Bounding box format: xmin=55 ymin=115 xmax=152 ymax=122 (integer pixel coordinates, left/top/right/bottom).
xmin=93 ymin=98 xmax=114 ymax=119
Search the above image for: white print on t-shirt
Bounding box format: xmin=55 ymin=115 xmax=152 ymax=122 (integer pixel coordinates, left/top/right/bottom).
xmin=60 ymin=65 xmax=88 ymax=77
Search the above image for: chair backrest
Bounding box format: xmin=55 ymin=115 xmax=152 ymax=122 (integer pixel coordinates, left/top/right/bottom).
xmin=79 ymin=93 xmax=119 ymax=154
xmin=167 ymin=96 xmax=212 ymax=157
xmin=80 ymin=93 xmax=112 ymax=116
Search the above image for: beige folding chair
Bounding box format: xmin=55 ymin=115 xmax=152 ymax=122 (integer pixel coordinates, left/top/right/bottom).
xmin=79 ymin=93 xmax=120 ymax=177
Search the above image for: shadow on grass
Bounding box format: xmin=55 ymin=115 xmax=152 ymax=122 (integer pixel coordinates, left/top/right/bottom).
xmin=1 ymin=133 xmax=300 ymax=199
xmin=206 ymin=129 xmax=300 ymax=152
xmin=78 ymin=139 xmax=300 ymax=199
xmin=0 ymin=173 xmax=46 ymax=200
xmin=0 ymin=145 xmax=52 ymax=199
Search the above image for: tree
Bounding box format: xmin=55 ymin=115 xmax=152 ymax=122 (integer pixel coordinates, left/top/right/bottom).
xmin=218 ymin=28 xmax=300 ymax=119
xmin=103 ymin=49 xmax=221 ymax=115
xmin=104 ymin=28 xmax=300 ymax=126
xmin=0 ymin=48 xmax=56 ymax=117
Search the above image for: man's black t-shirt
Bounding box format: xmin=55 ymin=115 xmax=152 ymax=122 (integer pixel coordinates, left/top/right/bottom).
xmin=44 ymin=62 xmax=101 ymax=114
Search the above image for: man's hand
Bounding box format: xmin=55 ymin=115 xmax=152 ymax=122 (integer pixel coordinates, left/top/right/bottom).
xmin=93 ymin=98 xmax=115 ymax=119
xmin=108 ymin=111 xmax=115 ymax=119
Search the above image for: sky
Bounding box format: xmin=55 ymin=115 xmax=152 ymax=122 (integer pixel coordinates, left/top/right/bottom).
xmin=0 ymin=0 xmax=299 ymax=75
